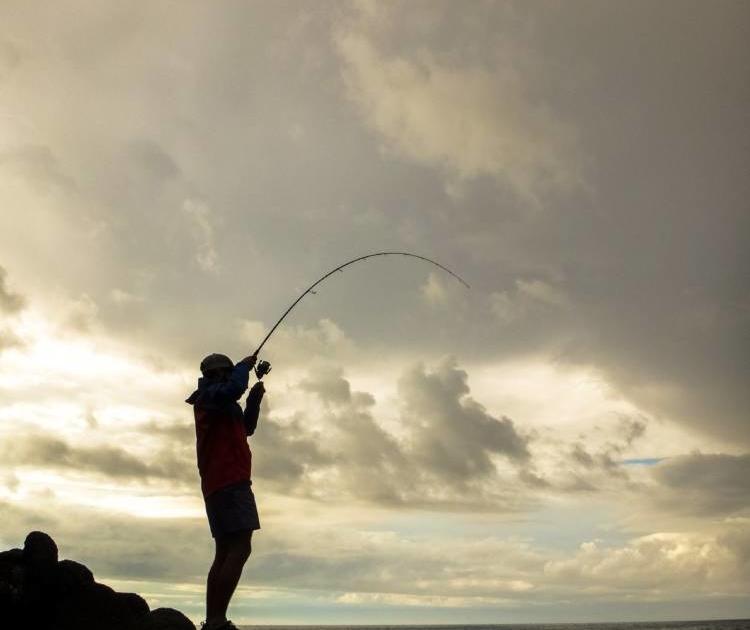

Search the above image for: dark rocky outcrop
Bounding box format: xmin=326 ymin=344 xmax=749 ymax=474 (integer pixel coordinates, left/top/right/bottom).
xmin=0 ymin=531 xmax=196 ymax=630
xmin=132 ymin=607 xmax=197 ymax=630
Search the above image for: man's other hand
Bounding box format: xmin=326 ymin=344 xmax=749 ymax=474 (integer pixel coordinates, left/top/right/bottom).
xmin=250 ymin=381 xmax=265 ymax=394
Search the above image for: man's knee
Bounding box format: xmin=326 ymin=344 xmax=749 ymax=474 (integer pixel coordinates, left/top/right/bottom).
xmin=224 ymin=530 xmax=252 ymax=561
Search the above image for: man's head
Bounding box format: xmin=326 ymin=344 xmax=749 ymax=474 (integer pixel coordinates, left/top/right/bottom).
xmin=200 ymin=353 xmax=234 ymax=380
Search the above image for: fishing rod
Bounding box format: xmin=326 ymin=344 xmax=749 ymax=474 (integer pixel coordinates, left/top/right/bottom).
xmin=249 ymin=251 xmax=469 ymax=379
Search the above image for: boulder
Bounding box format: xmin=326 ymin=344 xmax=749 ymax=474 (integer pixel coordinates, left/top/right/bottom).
xmin=54 ymin=581 xmax=142 ymax=630
xmin=117 ymin=590 xmax=150 ymax=619
xmin=131 ymin=607 xmax=197 ymax=630
xmin=1 ymin=532 xmax=190 ymax=630
xmin=0 ymin=547 xmax=25 ymax=628
xmin=0 ymin=547 xmax=24 ymax=565
xmin=56 ymin=558 xmax=94 ymax=594
xmin=0 ymin=547 xmax=24 ymax=588
xmin=23 ymin=531 xmax=58 ymax=568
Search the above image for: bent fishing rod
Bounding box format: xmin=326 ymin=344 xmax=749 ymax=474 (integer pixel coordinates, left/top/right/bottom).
xmin=249 ymin=252 xmax=469 ymax=379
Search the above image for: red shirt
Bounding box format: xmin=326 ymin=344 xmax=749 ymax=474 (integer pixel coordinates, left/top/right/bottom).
xmin=186 ymin=363 xmax=253 ymax=498
xmin=193 ymin=404 xmax=251 ymax=498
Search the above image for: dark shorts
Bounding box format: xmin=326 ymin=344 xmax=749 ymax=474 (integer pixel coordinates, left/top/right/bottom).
xmin=204 ymin=479 xmax=260 ymax=539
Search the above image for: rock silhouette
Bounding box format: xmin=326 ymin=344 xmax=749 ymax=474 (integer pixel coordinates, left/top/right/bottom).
xmin=0 ymin=531 xmax=196 ymax=630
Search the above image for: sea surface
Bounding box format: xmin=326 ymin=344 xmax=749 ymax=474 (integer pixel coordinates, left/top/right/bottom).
xmin=241 ymin=622 xmax=750 ymax=630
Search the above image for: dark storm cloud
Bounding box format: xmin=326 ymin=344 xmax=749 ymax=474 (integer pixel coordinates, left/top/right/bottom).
xmin=300 ymin=366 xmax=354 ymax=405
xmin=254 ymin=359 xmax=536 ymax=511
xmin=0 ymin=0 xmax=747 ymax=482
xmin=0 ymin=265 xmax=24 ymax=313
xmin=397 ymin=357 xmax=530 ymax=478
xmin=0 ymin=433 xmax=195 ymax=484
xmin=256 ymin=365 xmax=414 ymax=504
xmin=252 ymin=410 xmax=333 ymax=486
xmin=650 ymin=452 xmax=750 ymax=516
xmin=331 ymin=0 xmax=750 ymax=449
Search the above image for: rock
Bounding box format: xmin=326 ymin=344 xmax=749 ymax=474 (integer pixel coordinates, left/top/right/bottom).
xmin=1 ymin=532 xmax=190 ymax=630
xmin=54 ymin=581 xmax=142 ymax=630
xmin=21 ymin=533 xmax=60 ymax=627
xmin=0 ymin=547 xmax=24 ymax=587
xmin=23 ymin=531 xmax=58 ymax=568
xmin=131 ymin=607 xmax=197 ymax=630
xmin=0 ymin=547 xmax=24 ymax=565
xmin=0 ymin=547 xmax=24 ymax=628
xmin=117 ymin=590 xmax=150 ymax=618
xmin=56 ymin=558 xmax=94 ymax=594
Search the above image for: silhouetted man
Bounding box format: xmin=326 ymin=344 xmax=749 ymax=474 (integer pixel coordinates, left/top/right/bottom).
xmin=186 ymin=353 xmax=265 ymax=630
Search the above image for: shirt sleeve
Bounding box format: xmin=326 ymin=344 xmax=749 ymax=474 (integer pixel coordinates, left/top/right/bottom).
xmin=204 ymin=362 xmax=251 ymax=404
xmin=244 ymin=382 xmax=265 ymax=436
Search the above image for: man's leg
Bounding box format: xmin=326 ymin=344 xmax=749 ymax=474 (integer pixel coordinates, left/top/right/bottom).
xmin=206 ymin=537 xmax=230 ymax=624
xmin=206 ymin=530 xmax=253 ymax=625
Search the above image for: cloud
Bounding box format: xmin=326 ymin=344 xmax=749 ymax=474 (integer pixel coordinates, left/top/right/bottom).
xmin=252 ymin=358 xmax=536 ymax=510
xmin=544 ymin=528 xmax=749 ymax=596
xmin=0 ymin=348 xmax=534 ymax=511
xmin=64 ymin=293 xmax=100 ymax=333
xmin=109 ymin=288 xmax=144 ymax=305
xmin=250 ymin=412 xmax=332 ymax=486
xmin=398 ymin=357 xmax=530 ymax=480
xmin=0 ymin=265 xmax=24 ymax=313
xmin=334 ymin=6 xmax=581 ymax=203
xmin=0 ymin=433 xmax=195 ymax=485
xmin=256 ymin=364 xmax=412 ymax=505
xmin=182 ymin=198 xmax=219 ymax=273
xmin=299 ymin=364 xmax=356 ymax=405
xmin=3 ymin=497 xmax=748 ymax=619
xmin=0 ymin=500 xmax=208 ymax=582
xmin=490 ymin=278 xmax=570 ymax=325
xmin=649 ymin=452 xmax=750 ymax=517
xmin=240 ymin=317 xmax=358 ymax=368
xmin=0 ymin=327 xmax=22 ymax=353
xmin=420 ymin=271 xmax=449 ymax=305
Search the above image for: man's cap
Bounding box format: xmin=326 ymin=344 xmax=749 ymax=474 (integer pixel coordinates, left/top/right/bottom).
xmin=200 ymin=353 xmax=234 ymax=373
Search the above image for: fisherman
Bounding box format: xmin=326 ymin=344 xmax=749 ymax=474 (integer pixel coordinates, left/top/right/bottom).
xmin=186 ymin=352 xmax=266 ymax=630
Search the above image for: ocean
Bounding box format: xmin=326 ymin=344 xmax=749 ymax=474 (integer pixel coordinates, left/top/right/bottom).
xmin=241 ymin=622 xmax=750 ymax=630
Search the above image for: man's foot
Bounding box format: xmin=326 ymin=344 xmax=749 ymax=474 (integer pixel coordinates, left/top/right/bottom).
xmin=201 ymin=620 xmax=239 ymax=630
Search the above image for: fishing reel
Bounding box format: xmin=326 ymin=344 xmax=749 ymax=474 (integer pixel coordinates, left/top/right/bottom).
xmin=254 ymin=359 xmax=272 ymax=380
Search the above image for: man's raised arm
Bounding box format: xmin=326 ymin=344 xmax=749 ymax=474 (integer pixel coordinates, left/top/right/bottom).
xmin=244 ymin=381 xmax=265 ymax=436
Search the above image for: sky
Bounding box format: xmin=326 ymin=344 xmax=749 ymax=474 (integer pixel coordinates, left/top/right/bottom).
xmin=0 ymin=0 xmax=749 ymax=625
